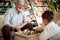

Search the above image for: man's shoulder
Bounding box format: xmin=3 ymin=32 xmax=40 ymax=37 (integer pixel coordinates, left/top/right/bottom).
xmin=5 ymin=8 xmax=15 ymax=15
xmin=7 ymin=8 xmax=15 ymax=11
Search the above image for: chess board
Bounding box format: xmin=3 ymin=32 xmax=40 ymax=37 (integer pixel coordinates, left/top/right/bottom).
xmin=15 ymin=29 xmax=41 ymax=38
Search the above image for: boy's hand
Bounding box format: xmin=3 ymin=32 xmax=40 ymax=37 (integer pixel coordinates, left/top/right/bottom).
xmin=39 ymin=27 xmax=44 ymax=32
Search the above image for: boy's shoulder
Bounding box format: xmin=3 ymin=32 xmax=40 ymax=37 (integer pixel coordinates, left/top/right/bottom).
xmin=46 ymin=21 xmax=60 ymax=31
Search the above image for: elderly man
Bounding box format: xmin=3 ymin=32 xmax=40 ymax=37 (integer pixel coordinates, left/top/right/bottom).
xmin=2 ymin=0 xmax=33 ymax=40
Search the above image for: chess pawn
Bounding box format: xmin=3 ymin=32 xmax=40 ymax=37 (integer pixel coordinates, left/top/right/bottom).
xmin=25 ymin=29 xmax=30 ymax=35
xmin=31 ymin=30 xmax=34 ymax=35
xmin=22 ymin=29 xmax=27 ymax=35
xmin=34 ymin=29 xmax=38 ymax=34
xmin=27 ymin=31 xmax=31 ymax=35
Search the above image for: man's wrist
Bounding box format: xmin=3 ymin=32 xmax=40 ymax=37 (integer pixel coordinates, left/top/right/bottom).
xmin=19 ymin=26 xmax=22 ymax=29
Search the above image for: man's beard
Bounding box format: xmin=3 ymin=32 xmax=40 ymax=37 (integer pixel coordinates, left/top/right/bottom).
xmin=17 ymin=8 xmax=23 ymax=12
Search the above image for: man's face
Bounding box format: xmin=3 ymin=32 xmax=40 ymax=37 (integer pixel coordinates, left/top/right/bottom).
xmin=16 ymin=2 xmax=24 ymax=9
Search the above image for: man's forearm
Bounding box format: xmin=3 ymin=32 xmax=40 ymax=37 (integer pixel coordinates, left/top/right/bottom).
xmin=6 ymin=24 xmax=15 ymax=28
xmin=19 ymin=22 xmax=28 ymax=28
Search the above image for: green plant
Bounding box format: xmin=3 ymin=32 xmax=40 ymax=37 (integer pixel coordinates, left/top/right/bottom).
xmin=48 ymin=0 xmax=57 ymax=12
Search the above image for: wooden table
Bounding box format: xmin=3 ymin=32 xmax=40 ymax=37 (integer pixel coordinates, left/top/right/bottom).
xmin=14 ymin=32 xmax=40 ymax=40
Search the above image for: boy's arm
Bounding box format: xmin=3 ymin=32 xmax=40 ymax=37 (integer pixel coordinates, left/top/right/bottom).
xmin=39 ymin=25 xmax=57 ymax=40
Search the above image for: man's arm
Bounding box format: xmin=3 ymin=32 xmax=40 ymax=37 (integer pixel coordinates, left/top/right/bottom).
xmin=19 ymin=22 xmax=28 ymax=28
xmin=4 ymin=9 xmax=15 ymax=28
xmin=16 ymin=11 xmax=29 ymax=31
xmin=19 ymin=11 xmax=29 ymax=28
xmin=15 ymin=22 xmax=28 ymax=31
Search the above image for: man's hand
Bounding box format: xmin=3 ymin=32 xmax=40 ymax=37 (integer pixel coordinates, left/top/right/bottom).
xmin=14 ymin=26 xmax=20 ymax=32
xmin=14 ymin=22 xmax=28 ymax=31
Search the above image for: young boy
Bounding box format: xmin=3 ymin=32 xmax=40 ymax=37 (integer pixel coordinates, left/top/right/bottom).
xmin=39 ymin=10 xmax=60 ymax=40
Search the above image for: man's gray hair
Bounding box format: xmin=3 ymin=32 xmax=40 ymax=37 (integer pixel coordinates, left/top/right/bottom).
xmin=11 ymin=0 xmax=24 ymax=4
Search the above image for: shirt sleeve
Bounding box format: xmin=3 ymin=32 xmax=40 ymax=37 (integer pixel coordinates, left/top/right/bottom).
xmin=4 ymin=9 xmax=12 ymax=25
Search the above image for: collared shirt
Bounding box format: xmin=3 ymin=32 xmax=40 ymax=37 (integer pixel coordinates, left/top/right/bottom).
xmin=4 ymin=8 xmax=28 ymax=26
xmin=39 ymin=21 xmax=60 ymax=40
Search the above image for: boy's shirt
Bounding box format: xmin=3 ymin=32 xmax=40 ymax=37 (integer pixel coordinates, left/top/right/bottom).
xmin=39 ymin=21 xmax=60 ymax=40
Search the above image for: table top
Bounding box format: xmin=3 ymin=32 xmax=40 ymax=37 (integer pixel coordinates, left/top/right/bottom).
xmin=15 ymin=32 xmax=40 ymax=38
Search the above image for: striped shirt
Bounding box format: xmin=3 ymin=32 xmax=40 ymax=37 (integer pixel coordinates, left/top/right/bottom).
xmin=4 ymin=8 xmax=28 ymax=26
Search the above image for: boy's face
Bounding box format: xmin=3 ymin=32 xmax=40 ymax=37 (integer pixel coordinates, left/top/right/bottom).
xmin=43 ymin=19 xmax=48 ymax=25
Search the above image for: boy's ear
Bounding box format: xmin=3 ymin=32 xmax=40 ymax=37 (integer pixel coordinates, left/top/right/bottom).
xmin=44 ymin=19 xmax=48 ymax=22
xmin=44 ymin=19 xmax=47 ymax=21
xmin=43 ymin=19 xmax=46 ymax=21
